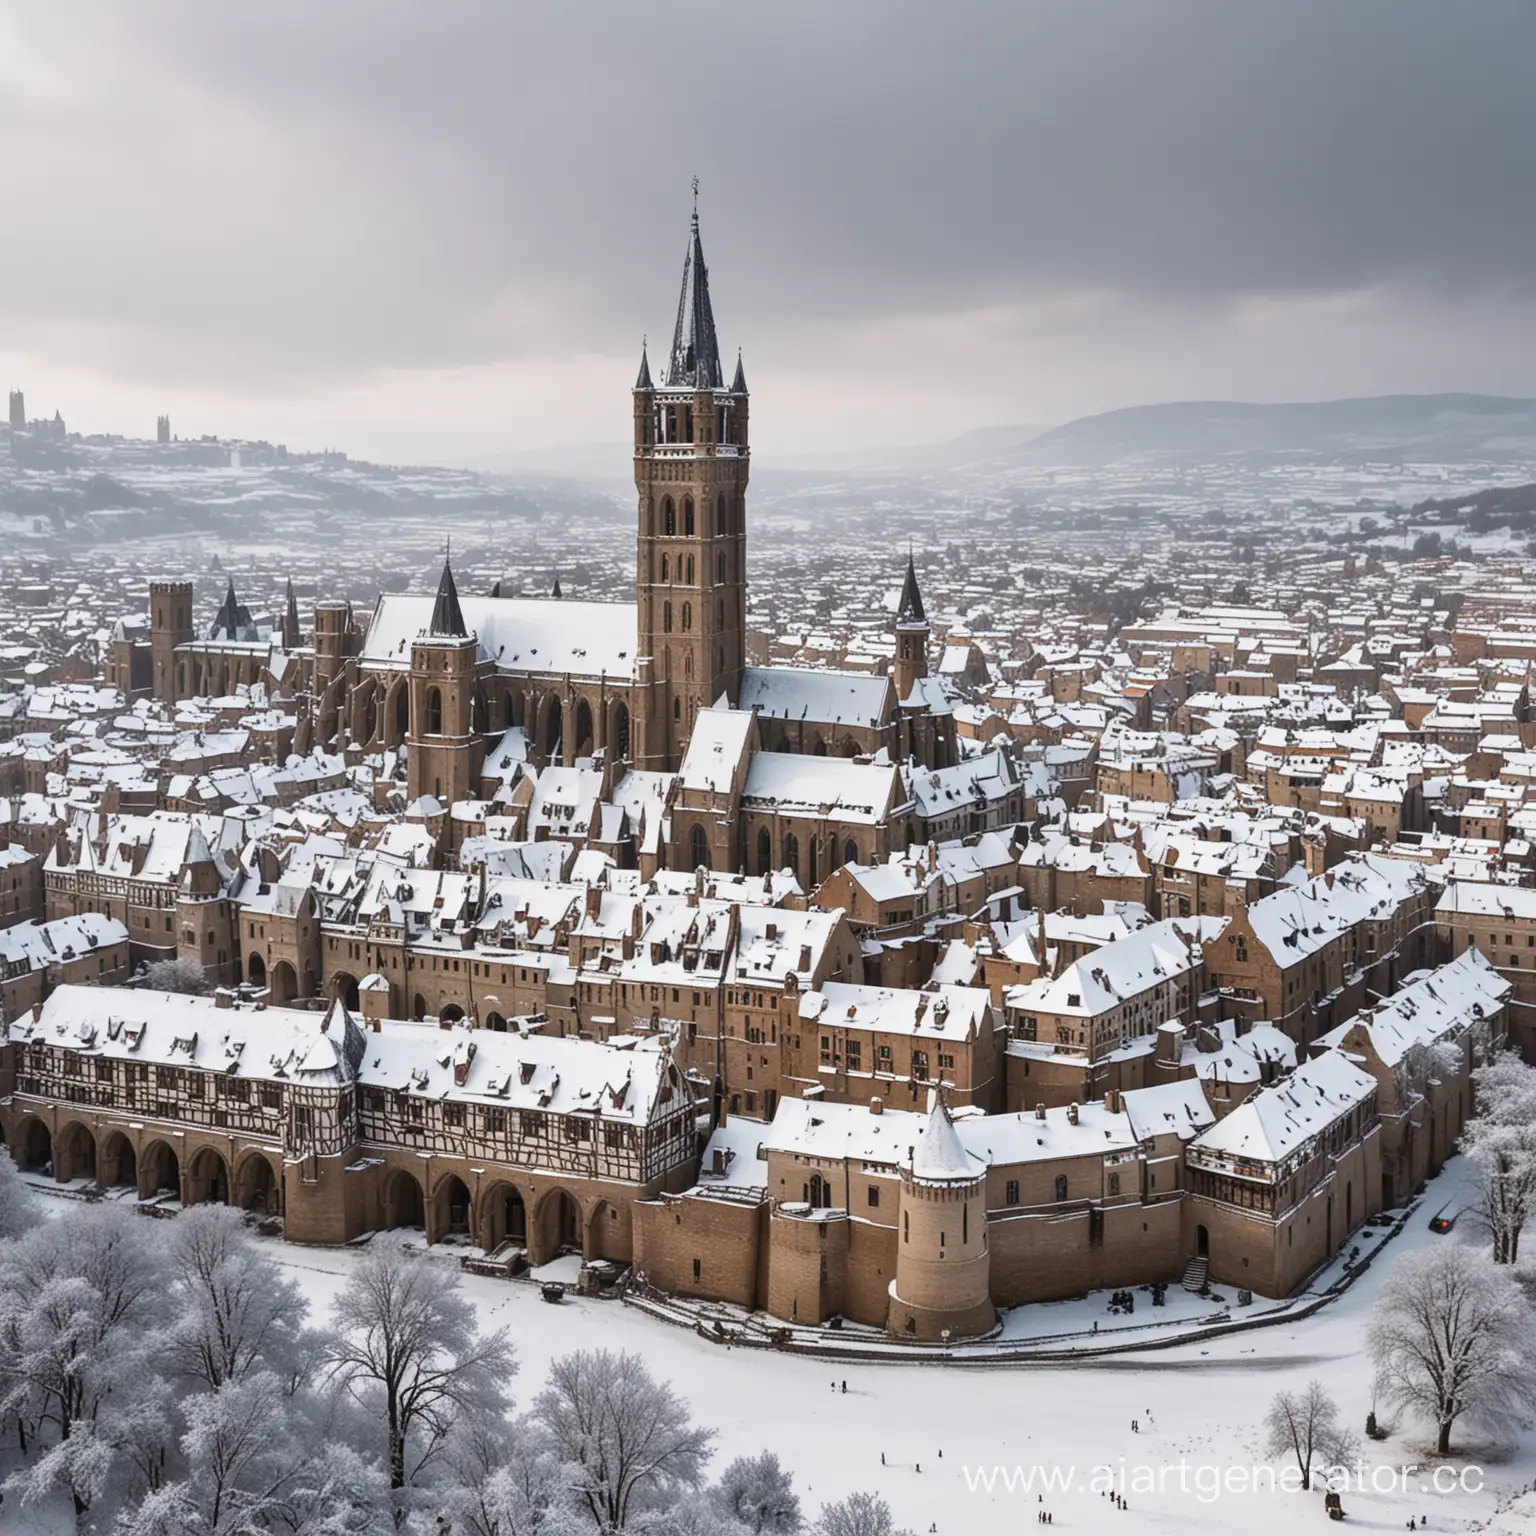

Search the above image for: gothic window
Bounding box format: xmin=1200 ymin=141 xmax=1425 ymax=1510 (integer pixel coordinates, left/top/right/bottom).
xmin=783 ymin=833 xmax=799 ymax=876
xmin=663 ymin=602 xmax=672 ymax=634
xmin=844 ymin=839 xmax=859 ymax=866
xmin=690 ymin=824 xmax=709 ymax=869
xmin=717 ymin=553 xmax=725 ymax=583
xmin=425 ymin=687 xmax=442 ymax=735
xmin=684 ymin=652 xmax=693 ymax=680
xmin=686 ymin=555 xmax=694 ymax=583
xmin=757 ymin=827 xmax=772 ymax=872
xmin=684 ymin=497 xmax=695 ymax=536
xmin=681 ymin=603 xmax=692 ymax=632
xmin=661 ymin=554 xmax=670 ymax=582
xmin=673 ymin=697 xmax=681 ymax=720
xmin=663 ymin=497 xmax=676 ymax=536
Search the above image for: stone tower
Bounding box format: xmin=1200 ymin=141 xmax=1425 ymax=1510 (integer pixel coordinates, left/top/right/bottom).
xmin=406 ymin=557 xmax=483 ymax=849
xmin=889 ymin=1097 xmax=995 ymax=1341
xmin=892 ymin=552 xmax=930 ymax=704
xmin=633 ymin=194 xmax=750 ymax=771
xmin=149 ymin=580 xmax=194 ymax=704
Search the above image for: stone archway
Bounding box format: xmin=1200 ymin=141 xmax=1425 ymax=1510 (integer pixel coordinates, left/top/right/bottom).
xmin=534 ymin=1187 xmax=584 ymax=1264
xmin=270 ymin=961 xmax=298 ymax=1006
xmin=141 ymin=1140 xmax=181 ymax=1201
xmin=331 ymin=971 xmax=361 ymax=1010
xmin=432 ymin=1174 xmax=473 ymax=1244
xmin=479 ymin=1181 xmax=529 ymax=1253
xmin=186 ymin=1147 xmax=230 ymax=1206
xmin=99 ymin=1131 xmax=137 ymax=1191
xmin=233 ymin=1150 xmax=279 ymax=1213
xmin=55 ymin=1120 xmax=96 ymax=1184
xmin=16 ymin=1118 xmax=52 ymax=1175
xmin=439 ymin=1003 xmax=466 ymax=1025
xmin=248 ymin=952 xmax=267 ymax=990
xmin=383 ymin=1168 xmax=425 ymax=1232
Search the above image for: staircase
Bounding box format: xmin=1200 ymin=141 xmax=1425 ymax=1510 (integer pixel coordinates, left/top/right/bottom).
xmin=1181 ymin=1256 xmax=1209 ymax=1293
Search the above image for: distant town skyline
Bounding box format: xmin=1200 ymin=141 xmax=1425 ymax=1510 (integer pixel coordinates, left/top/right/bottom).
xmin=1 ymin=2 xmax=1534 ymax=467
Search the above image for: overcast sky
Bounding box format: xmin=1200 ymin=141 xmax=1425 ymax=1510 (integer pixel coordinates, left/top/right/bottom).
xmin=0 ymin=1 xmax=1533 ymax=466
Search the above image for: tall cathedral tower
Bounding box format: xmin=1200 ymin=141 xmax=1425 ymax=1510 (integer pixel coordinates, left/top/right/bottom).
xmin=633 ymin=193 xmax=749 ymax=771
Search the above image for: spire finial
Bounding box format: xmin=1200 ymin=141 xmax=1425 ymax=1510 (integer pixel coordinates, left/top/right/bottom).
xmin=691 ymin=175 xmax=699 ymax=218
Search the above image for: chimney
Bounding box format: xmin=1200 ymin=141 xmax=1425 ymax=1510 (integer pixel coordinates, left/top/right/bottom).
xmin=1035 ymin=1102 xmax=1046 ymax=1120
xmin=1067 ymin=1102 xmax=1079 ymax=1125
xmin=584 ymin=884 xmax=601 ymax=920
xmin=870 ymin=1096 xmax=883 ymax=1116
xmin=1105 ymin=1088 xmax=1121 ymax=1113
xmin=765 ymin=921 xmax=778 ymax=942
xmin=30 ymin=1001 xmax=43 ymax=1023
xmin=213 ymin=990 xmax=232 ymax=1012
xmin=799 ymin=943 xmax=812 ymax=972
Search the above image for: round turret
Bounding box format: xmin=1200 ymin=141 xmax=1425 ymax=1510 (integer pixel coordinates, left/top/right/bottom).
xmin=888 ymin=1098 xmax=995 ymax=1341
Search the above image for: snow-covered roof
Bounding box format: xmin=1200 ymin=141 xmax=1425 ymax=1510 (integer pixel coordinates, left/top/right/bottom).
xmin=739 ymin=666 xmax=893 ymax=729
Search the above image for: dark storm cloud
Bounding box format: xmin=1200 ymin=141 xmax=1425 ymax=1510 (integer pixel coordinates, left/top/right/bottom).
xmin=0 ymin=0 xmax=1532 ymax=398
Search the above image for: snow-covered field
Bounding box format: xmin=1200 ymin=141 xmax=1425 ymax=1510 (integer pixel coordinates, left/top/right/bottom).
xmin=235 ymin=1156 xmax=1534 ymax=1535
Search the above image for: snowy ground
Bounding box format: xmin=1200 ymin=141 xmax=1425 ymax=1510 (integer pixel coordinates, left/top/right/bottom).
xmin=11 ymin=1154 xmax=1534 ymax=1533
xmin=243 ymin=1155 xmax=1534 ymax=1534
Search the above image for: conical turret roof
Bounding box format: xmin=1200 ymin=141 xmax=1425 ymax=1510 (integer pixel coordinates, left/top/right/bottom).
xmin=429 ymin=556 xmax=468 ymax=639
xmin=910 ymin=1096 xmax=983 ymax=1184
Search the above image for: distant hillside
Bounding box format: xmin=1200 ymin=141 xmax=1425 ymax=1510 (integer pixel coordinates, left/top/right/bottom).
xmin=1001 ymin=394 xmax=1536 ymax=468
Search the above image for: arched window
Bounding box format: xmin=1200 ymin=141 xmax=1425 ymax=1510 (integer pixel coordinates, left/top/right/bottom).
xmin=844 ymin=839 xmax=859 ymax=866
xmin=783 ymin=833 xmax=799 ymax=876
xmin=717 ymin=553 xmax=725 ymax=584
xmin=690 ymin=824 xmax=709 ymax=869
xmin=663 ymin=496 xmax=676 ymax=536
xmin=717 ymin=492 xmax=726 ymax=533
xmin=684 ymin=652 xmax=693 ymax=680
xmin=683 ymin=497 xmax=695 ymax=536
xmin=686 ymin=555 xmax=694 ymax=584
xmin=660 ymin=554 xmax=670 ymax=582
xmin=757 ymin=827 xmax=772 ymax=872
xmin=718 ymin=644 xmax=725 ymax=673
xmin=673 ymin=697 xmax=681 ymax=720
xmin=424 ymin=687 xmax=442 ymax=735
xmin=663 ymin=601 xmax=672 ymax=633
xmin=681 ymin=603 xmax=692 ymax=632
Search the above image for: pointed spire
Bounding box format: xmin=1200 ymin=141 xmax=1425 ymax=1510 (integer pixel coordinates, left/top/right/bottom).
xmin=429 ymin=553 xmax=468 ymax=639
xmin=731 ymin=348 xmax=747 ymax=394
xmin=668 ymin=188 xmax=723 ymax=389
xmin=281 ymin=576 xmax=301 ymax=649
xmin=210 ymin=577 xmax=251 ymax=641
xmin=896 ymin=550 xmax=927 ymax=628
xmin=635 ymin=339 xmax=653 ymax=391
xmin=551 ymin=572 xmax=563 ymax=600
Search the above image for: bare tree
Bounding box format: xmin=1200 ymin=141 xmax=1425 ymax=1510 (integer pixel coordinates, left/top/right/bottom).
xmin=412 ymin=1416 xmax=584 ymax=1536
xmin=713 ymin=1451 xmax=801 ymax=1533
xmin=0 ymin=1207 xmax=170 ymax=1525
xmin=140 ymin=956 xmax=213 ymax=995
xmin=1263 ymin=1380 xmax=1357 ymax=1489
xmin=534 ymin=1349 xmax=714 ymax=1532
xmin=1465 ymin=1051 xmax=1536 ymax=1264
xmin=1368 ymin=1242 xmax=1536 ymax=1454
xmin=323 ymin=1246 xmax=516 ymax=1504
xmin=813 ymin=1492 xmax=914 ymax=1536
xmin=0 ymin=1148 xmax=39 ymax=1241
xmin=163 ymin=1204 xmax=310 ymax=1391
